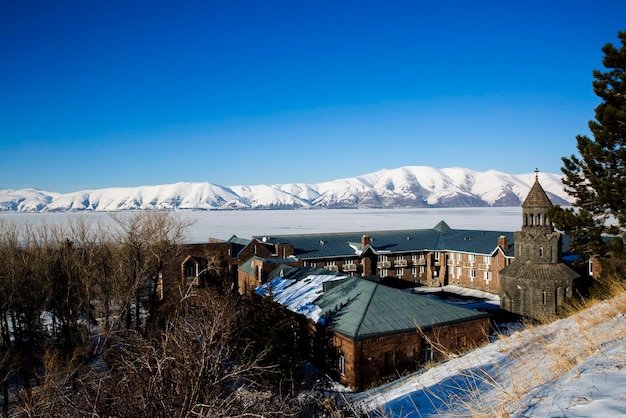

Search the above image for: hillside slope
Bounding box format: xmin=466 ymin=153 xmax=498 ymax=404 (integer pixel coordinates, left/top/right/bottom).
xmin=355 ymin=292 xmax=626 ymax=417
xmin=0 ymin=166 xmax=572 ymax=212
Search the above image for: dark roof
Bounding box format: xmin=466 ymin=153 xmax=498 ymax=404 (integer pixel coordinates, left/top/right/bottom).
xmin=228 ymin=236 xmax=252 ymax=246
xmin=254 ymin=221 xmax=515 ymax=259
xmin=522 ymin=177 xmax=553 ymax=209
xmin=227 ymin=236 xmax=251 ymax=257
xmin=500 ymin=260 xmax=580 ymax=281
xmin=316 ymin=277 xmax=488 ymax=340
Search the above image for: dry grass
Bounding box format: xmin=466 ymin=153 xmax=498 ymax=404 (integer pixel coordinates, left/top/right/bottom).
xmin=413 ymin=284 xmax=626 ymax=417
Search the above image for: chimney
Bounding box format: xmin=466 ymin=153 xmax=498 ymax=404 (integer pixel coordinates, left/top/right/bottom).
xmin=361 ymin=234 xmax=371 ymax=248
xmin=498 ymin=235 xmax=509 ymax=250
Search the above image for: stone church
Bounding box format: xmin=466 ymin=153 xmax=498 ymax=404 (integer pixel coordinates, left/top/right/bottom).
xmin=500 ymin=172 xmax=580 ymax=319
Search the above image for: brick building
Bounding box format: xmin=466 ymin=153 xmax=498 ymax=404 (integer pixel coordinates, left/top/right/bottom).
xmin=248 ymin=222 xmax=514 ymax=294
xmin=256 ymin=268 xmax=489 ymax=391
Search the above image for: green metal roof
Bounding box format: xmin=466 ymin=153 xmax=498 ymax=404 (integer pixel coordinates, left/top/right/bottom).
xmin=316 ymin=277 xmax=488 ymax=340
xmin=253 ymin=221 xmax=515 ymax=259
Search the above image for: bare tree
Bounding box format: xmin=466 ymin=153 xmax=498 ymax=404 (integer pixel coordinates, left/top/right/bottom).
xmin=110 ymin=211 xmax=193 ymax=331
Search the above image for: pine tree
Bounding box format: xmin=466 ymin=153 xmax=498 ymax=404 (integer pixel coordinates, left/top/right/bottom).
xmin=550 ymin=30 xmax=626 ymax=276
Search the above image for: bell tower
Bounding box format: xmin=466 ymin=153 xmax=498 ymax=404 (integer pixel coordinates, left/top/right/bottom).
xmin=499 ymin=169 xmax=580 ymax=319
xmin=515 ymin=169 xmax=561 ymax=264
xmin=521 ymin=169 xmax=554 ymax=236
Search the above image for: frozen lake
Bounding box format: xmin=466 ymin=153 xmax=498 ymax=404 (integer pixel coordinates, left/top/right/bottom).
xmin=0 ymin=207 xmax=523 ymax=243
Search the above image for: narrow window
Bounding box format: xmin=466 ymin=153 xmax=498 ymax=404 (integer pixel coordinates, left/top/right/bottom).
xmin=338 ymin=352 xmax=345 ymax=375
xmin=422 ymin=343 xmax=433 ymax=363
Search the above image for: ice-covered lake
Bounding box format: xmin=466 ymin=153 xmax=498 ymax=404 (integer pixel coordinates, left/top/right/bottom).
xmin=0 ymin=207 xmax=522 ymax=243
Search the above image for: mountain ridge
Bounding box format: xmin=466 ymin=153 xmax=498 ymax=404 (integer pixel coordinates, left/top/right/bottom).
xmin=0 ymin=166 xmax=572 ymax=212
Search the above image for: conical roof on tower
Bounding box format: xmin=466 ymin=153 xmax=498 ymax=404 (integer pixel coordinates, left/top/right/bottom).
xmin=522 ymin=170 xmax=553 ymax=209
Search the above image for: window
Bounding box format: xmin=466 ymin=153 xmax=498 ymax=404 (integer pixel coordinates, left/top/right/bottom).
xmin=396 ymin=268 xmax=404 ymax=277
xmin=325 ymin=261 xmax=337 ymax=272
xmin=542 ymin=290 xmax=547 ymax=305
xmin=470 ymin=269 xmax=476 ymax=281
xmin=379 ymin=254 xmax=388 ymax=262
xmin=433 ymin=251 xmax=440 ymax=261
xmin=184 ymin=263 xmax=196 ymax=278
xmin=457 ymin=336 xmax=467 ymax=349
xmin=539 ymin=246 xmax=544 ymax=258
xmin=456 ymin=252 xmax=462 ymax=261
xmin=483 ymin=256 xmax=491 ymax=266
xmin=419 ymin=265 xmax=425 ymax=275
xmin=468 ymin=254 xmax=475 ymax=263
xmin=338 ymin=352 xmax=345 ymax=375
xmin=421 ymin=343 xmax=433 ymax=363
xmin=411 ymin=267 xmax=417 ymax=277
xmin=484 ymin=271 xmax=492 ymax=282
xmin=457 ymin=267 xmax=462 ymax=278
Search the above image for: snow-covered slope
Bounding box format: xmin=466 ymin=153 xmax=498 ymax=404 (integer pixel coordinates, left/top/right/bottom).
xmin=355 ymin=291 xmax=626 ymax=417
xmin=0 ymin=166 xmax=572 ymax=212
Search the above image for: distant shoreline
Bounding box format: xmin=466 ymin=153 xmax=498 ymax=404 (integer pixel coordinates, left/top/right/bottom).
xmin=0 ymin=207 xmax=523 ymax=243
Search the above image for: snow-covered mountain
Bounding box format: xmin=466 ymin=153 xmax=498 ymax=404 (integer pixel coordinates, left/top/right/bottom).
xmin=0 ymin=166 xmax=572 ymax=212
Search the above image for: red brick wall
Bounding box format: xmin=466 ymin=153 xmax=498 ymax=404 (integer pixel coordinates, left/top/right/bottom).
xmin=322 ymin=317 xmax=490 ymax=391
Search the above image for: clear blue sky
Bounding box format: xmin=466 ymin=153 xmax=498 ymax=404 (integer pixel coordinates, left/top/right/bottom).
xmin=1 ymin=1 xmax=624 ymax=193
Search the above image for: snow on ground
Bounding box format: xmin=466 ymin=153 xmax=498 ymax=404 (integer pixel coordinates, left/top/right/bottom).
xmin=352 ymin=293 xmax=626 ymax=417
xmin=411 ymin=285 xmax=501 ymax=312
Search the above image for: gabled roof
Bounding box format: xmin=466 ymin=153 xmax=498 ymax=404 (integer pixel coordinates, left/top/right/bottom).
xmin=316 ymin=278 xmax=488 ymax=340
xmin=228 ymin=235 xmax=251 ymax=257
xmin=238 ymin=257 xmax=298 ymax=277
xmin=182 ymin=255 xmax=208 ymax=267
xmin=237 ymin=256 xmax=261 ymax=275
xmin=253 ymin=221 xmax=514 ymax=259
xmin=228 ymin=235 xmax=252 ymax=246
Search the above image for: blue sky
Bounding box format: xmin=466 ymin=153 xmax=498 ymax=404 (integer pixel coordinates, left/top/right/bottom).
xmin=1 ymin=1 xmax=624 ymax=193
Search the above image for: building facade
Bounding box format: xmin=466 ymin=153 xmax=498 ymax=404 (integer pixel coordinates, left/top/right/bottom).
xmin=256 ymin=270 xmax=490 ymax=391
xmin=248 ymin=222 xmax=514 ymax=294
